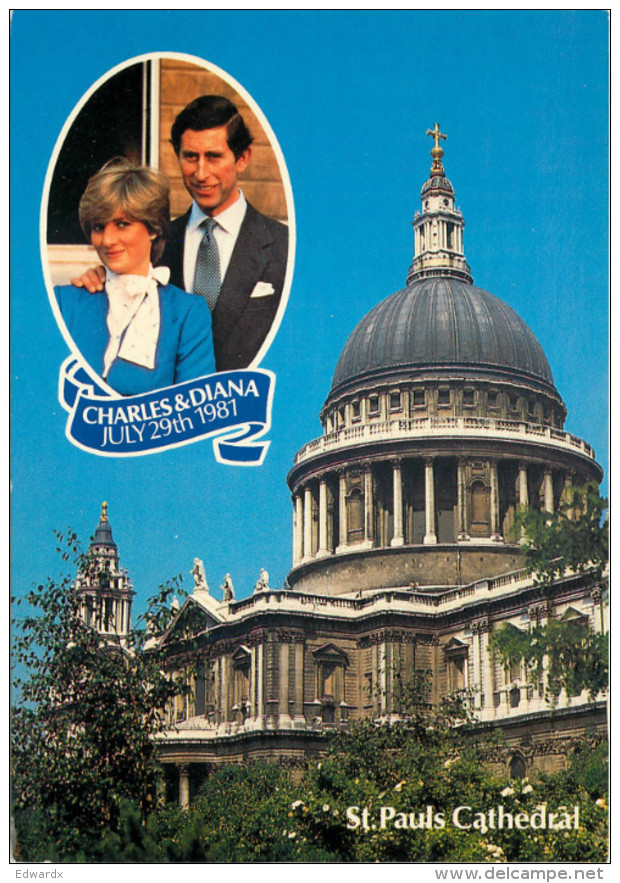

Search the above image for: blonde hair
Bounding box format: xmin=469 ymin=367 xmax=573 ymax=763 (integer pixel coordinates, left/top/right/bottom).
xmin=78 ymin=158 xmax=170 ymax=262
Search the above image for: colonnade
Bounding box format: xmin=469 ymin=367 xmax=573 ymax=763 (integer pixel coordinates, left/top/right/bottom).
xmin=292 ymin=456 xmax=574 ymax=566
xmin=415 ymin=214 xmax=464 ymax=256
xmin=79 ymin=590 xmax=133 ymax=636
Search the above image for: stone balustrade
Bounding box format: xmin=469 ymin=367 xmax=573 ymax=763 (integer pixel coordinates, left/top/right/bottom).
xmin=294 ymin=416 xmax=596 ymax=466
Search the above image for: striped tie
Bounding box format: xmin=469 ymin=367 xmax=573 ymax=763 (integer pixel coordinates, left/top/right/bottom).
xmin=193 ymin=217 xmax=221 ymax=310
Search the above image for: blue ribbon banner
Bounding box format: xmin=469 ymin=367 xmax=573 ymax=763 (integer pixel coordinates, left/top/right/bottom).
xmin=58 ymin=357 xmax=274 ymax=465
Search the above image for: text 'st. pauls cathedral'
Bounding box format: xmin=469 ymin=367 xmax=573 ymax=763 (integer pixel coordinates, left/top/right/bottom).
xmin=81 ymin=127 xmax=607 ymax=807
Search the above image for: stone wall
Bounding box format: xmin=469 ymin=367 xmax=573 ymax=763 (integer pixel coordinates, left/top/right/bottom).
xmin=289 ymin=544 xmax=525 ymax=595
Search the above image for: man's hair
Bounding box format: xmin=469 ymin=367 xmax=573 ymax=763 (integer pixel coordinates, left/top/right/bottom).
xmin=78 ymin=158 xmax=170 ymax=262
xmin=170 ymin=95 xmax=254 ymax=159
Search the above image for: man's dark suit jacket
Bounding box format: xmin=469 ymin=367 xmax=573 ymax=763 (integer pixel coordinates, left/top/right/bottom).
xmin=159 ymin=201 xmax=289 ymax=371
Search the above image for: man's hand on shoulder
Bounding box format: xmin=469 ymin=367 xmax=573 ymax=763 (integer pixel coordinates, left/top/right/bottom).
xmin=70 ymin=265 xmax=106 ymax=292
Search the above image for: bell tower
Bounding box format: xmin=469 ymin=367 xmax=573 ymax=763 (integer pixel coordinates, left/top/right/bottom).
xmin=75 ymin=502 xmax=134 ymax=638
xmin=408 ymin=123 xmax=473 ymax=284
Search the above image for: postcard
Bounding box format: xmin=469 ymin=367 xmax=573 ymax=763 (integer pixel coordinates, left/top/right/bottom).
xmin=10 ymin=10 xmax=610 ymax=871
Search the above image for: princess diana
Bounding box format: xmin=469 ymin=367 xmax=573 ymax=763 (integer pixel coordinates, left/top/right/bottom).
xmin=55 ymin=159 xmax=215 ymax=395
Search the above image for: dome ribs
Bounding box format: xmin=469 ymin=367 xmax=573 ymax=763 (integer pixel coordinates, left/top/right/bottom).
xmin=452 ymin=279 xmax=481 ymax=363
xmin=330 ymin=278 xmax=556 ymax=394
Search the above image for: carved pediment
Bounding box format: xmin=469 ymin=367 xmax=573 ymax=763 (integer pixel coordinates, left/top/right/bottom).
xmin=560 ymin=607 xmax=589 ymax=626
xmin=443 ymin=637 xmax=469 ymax=658
xmin=232 ymin=645 xmax=252 ymax=665
xmin=159 ymin=597 xmax=221 ymax=647
xmin=312 ymin=642 xmax=350 ymax=666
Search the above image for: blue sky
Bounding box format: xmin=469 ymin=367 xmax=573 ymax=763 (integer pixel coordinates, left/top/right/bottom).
xmin=11 ymin=10 xmax=609 ymax=612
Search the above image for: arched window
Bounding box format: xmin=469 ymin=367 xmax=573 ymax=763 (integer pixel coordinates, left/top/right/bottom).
xmin=231 ymin=646 xmax=251 ymax=721
xmin=347 ymin=487 xmax=364 ymax=544
xmin=313 ymin=644 xmax=349 ymax=726
xmin=509 ymin=755 xmax=526 ymax=779
xmin=469 ymin=480 xmax=490 ymax=537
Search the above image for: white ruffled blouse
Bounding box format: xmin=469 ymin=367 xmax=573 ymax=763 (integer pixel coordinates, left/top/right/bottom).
xmin=102 ymin=265 xmax=170 ymax=378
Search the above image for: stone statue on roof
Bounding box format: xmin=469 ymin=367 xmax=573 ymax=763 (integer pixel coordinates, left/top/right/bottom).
xmin=221 ymin=573 xmax=235 ymax=601
xmin=254 ymin=568 xmax=270 ymax=593
xmin=191 ymin=558 xmax=209 ymax=593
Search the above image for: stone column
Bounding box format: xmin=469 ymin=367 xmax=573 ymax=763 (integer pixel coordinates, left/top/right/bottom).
xmin=379 ymin=642 xmax=387 ymax=714
xmin=363 ymin=463 xmax=374 ymax=547
xmin=423 ymin=457 xmax=437 ymax=545
xmin=223 ymin=657 xmax=232 ymax=724
xmin=563 ymin=471 xmax=574 ymax=520
xmin=317 ymin=477 xmax=330 ymax=557
xmin=303 ymin=484 xmax=313 ymax=559
xmin=518 ymin=463 xmax=528 ymax=507
xmin=336 ymin=470 xmax=348 ymax=552
xmin=481 ymin=633 xmax=492 ymax=712
xmin=278 ymin=643 xmax=292 ymax=728
xmin=490 ymin=460 xmax=502 ymax=540
xmin=391 ymin=460 xmax=405 ymax=546
xmin=292 ymin=494 xmax=302 ymax=565
xmin=294 ymin=641 xmax=305 ymax=727
xmin=543 ymin=468 xmax=554 ymax=514
xmin=517 ymin=463 xmax=529 ymax=539
xmin=471 ymin=627 xmax=482 ymax=710
xmin=249 ymin=646 xmax=256 ymax=720
xmin=457 ymin=459 xmax=469 ymax=540
xmin=291 ymin=497 xmax=297 ymax=564
xmin=178 ymin=764 xmax=189 ymax=810
xmin=256 ymin=643 xmax=265 ymax=728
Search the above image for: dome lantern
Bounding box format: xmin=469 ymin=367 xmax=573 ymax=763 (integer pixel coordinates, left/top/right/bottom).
xmin=408 ymin=124 xmax=473 ymax=285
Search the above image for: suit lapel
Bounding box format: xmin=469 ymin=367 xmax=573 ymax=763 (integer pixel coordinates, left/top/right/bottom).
xmin=160 ymin=210 xmax=190 ymax=289
xmin=212 ymin=204 xmax=272 ymax=337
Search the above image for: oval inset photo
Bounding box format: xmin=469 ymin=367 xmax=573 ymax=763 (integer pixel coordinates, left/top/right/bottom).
xmin=43 ymin=53 xmax=294 ymax=397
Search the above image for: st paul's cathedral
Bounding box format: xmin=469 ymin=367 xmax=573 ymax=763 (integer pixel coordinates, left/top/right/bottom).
xmin=77 ymin=127 xmax=607 ymax=807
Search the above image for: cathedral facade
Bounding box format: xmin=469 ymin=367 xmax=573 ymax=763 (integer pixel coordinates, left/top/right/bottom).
xmin=81 ymin=129 xmax=607 ymax=807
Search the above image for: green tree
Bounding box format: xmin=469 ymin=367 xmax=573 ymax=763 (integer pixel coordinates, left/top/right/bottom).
xmin=489 ymin=619 xmax=608 ymax=704
xmin=11 ymin=530 xmax=189 ymax=861
xmin=281 ymin=681 xmax=608 ymax=862
xmin=516 ymin=481 xmax=608 ymax=586
xmin=490 ymin=481 xmax=609 ymax=706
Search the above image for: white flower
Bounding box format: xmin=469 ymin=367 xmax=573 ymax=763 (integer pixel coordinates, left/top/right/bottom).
xmin=596 ymin=797 xmax=607 ymax=808
xmin=291 ymin=799 xmax=304 ymax=809
xmin=322 ymin=804 xmax=330 ymax=812
xmin=288 ymin=831 xmax=297 ymax=839
xmin=522 ymin=784 xmax=533 ymax=794
xmin=500 ymin=787 xmax=515 ymax=797
xmin=394 ymin=780 xmax=406 ymax=791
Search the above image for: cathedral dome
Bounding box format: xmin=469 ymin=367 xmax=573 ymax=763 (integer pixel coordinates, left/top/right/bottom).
xmin=288 ymin=125 xmax=601 ymax=600
xmin=331 ymin=276 xmax=555 ymax=394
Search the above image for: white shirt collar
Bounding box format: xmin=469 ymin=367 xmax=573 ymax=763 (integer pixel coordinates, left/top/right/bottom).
xmin=187 ymin=190 xmax=247 ymax=238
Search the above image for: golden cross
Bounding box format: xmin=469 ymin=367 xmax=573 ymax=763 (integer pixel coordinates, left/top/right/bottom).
xmin=426 ymin=123 xmax=447 ymax=149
